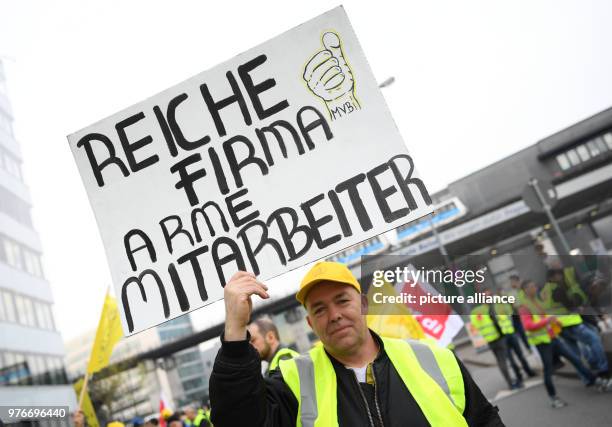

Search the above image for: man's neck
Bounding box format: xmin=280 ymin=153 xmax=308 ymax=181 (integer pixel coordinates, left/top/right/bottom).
xmin=328 ymin=330 xmax=379 ymax=368
xmin=266 ymin=342 xmax=280 ymax=363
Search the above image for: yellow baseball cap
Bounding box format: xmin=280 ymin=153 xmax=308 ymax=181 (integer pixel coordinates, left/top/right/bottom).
xmin=296 ymin=261 xmax=361 ymax=305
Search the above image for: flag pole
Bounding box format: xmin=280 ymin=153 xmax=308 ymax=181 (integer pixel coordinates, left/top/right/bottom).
xmin=78 ymin=373 xmax=90 ymax=408
xmin=79 ymin=286 xmax=111 ymax=409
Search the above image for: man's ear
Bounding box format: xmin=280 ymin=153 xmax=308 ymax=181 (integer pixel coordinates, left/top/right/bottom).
xmin=265 ymin=331 xmax=276 ymax=343
xmin=306 ymin=314 xmax=313 ymax=330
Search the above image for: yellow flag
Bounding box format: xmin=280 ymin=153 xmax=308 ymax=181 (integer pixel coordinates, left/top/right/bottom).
xmin=366 ymin=279 xmax=425 ymax=340
xmin=87 ymin=292 xmax=123 ymax=374
xmin=74 ymin=378 xmax=100 ymax=427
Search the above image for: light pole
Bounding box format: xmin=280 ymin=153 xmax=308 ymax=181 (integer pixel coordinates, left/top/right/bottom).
xmin=378 ymin=76 xmax=395 ymax=88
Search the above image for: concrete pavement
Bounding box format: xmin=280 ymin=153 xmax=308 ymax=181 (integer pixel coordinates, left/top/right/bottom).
xmin=455 ymin=335 xmax=612 ymax=426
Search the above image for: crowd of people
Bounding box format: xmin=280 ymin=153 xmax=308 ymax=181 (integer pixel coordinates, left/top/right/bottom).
xmin=73 ymin=404 xmax=214 ymax=427
xmin=470 ymin=250 xmax=612 ymax=409
xmin=75 ymin=249 xmax=610 ymax=426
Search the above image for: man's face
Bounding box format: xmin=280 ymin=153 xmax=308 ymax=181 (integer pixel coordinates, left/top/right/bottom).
xmin=184 ymin=408 xmax=196 ymax=421
xmin=525 ymin=281 xmax=538 ymax=298
xmin=305 ymin=282 xmax=367 ymax=357
xmin=510 ymin=278 xmax=520 ymax=289
xmin=247 ymin=324 xmax=272 ymax=360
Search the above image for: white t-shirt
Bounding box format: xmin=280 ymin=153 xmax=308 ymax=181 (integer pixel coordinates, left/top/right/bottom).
xmin=347 ymin=365 xmax=368 ymax=383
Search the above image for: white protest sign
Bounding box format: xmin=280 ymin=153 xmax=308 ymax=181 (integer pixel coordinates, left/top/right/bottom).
xmin=68 ymin=6 xmax=433 ymax=335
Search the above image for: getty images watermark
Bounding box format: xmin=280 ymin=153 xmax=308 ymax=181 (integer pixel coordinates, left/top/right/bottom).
xmin=369 ymin=266 xmax=516 ymax=307
xmin=361 ymin=254 xmax=612 ymax=316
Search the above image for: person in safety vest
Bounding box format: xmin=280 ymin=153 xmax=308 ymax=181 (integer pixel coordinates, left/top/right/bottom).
xmin=518 ymin=279 xmax=608 ymax=408
xmin=470 ymin=286 xmax=527 ymax=390
xmin=541 ymin=268 xmax=611 ymax=382
xmin=508 ymin=274 xmax=531 ymax=350
xmin=247 ymin=316 xmax=299 ymax=376
xmin=183 ymin=406 xmax=210 ymax=427
xmin=210 ymin=262 xmax=505 ymax=426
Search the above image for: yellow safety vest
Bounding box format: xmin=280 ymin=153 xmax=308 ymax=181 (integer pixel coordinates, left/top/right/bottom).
xmin=516 ymin=289 xmax=527 ymax=307
xmin=563 ymin=267 xmax=588 ymax=304
xmin=279 ymin=337 xmax=467 ymax=427
xmin=521 ymin=298 xmax=552 ymax=346
xmin=269 ymin=347 xmax=300 ymax=372
xmin=540 ymin=281 xmax=583 ymax=327
xmin=495 ymin=304 xmax=515 ymax=335
xmin=470 ymin=304 xmax=514 ymax=341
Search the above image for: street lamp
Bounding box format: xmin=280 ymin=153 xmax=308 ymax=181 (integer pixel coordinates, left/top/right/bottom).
xmin=378 ymin=76 xmax=395 ymax=88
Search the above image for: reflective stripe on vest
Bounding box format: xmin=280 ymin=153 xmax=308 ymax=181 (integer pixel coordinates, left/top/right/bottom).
xmin=269 ymin=347 xmax=300 ymax=372
xmin=279 ymin=337 xmax=467 ymax=427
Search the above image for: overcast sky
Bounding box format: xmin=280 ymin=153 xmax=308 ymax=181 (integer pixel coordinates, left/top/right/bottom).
xmin=1 ymin=0 xmax=612 ymax=342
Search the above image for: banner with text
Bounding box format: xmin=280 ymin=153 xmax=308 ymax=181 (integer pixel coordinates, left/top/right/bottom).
xmin=68 ymin=7 xmax=432 ymax=335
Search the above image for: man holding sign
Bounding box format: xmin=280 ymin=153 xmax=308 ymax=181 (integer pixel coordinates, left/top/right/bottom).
xmin=210 ymin=262 xmax=504 ymax=426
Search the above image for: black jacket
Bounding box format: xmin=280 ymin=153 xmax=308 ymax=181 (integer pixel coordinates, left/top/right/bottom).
xmin=210 ymin=331 xmax=504 ymax=427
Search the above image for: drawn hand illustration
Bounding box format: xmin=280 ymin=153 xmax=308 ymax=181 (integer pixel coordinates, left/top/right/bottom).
xmin=303 ymin=31 xmax=361 ymax=120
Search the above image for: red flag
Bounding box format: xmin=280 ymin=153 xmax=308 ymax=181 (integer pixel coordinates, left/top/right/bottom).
xmin=159 ymin=394 xmax=171 ymax=427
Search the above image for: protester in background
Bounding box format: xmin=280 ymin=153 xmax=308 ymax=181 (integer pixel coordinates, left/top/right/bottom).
xmin=165 ymin=414 xmax=183 ymax=427
xmin=247 ymin=316 xmax=299 ymax=376
xmin=541 ymin=268 xmax=610 ymax=382
xmin=495 ymin=296 xmax=537 ymax=380
xmin=508 ymin=274 xmax=531 ymax=350
xmin=210 ymin=262 xmax=504 ymax=426
xmin=471 ymin=286 xmax=525 ymax=389
xmin=183 ymin=405 xmax=210 ymax=427
xmin=520 ymin=279 xmax=606 ymax=409
xmin=144 ymin=418 xmax=158 ymax=427
xmin=201 ymin=404 xmax=212 ymax=427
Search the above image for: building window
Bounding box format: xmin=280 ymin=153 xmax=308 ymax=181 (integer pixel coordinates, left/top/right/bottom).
xmin=178 ymin=364 xmax=203 ymax=379
xmin=556 ymin=130 xmax=612 ymax=172
xmin=0 ymin=290 xmax=5 ymax=321
xmin=0 ymin=235 xmax=45 ymax=278
xmin=23 ymin=249 xmax=44 ymax=277
xmin=594 ymin=136 xmax=608 ymax=154
xmin=576 ymin=145 xmax=590 ymax=162
xmin=0 ymin=185 xmax=33 ymax=226
xmin=175 ymin=351 xmax=200 ymax=364
xmin=34 ymin=301 xmax=55 ymax=330
xmin=3 ymin=238 xmax=23 ymax=270
xmin=586 ymin=140 xmax=601 ymax=157
xmin=182 ymin=377 xmax=204 ymax=391
xmin=13 ymin=294 xmax=25 ymax=325
xmin=23 ymin=297 xmax=37 ymax=327
xmin=556 ymin=153 xmax=570 ymax=170
xmin=2 ymin=291 xmax=16 ymax=322
xmin=566 ymin=149 xmax=581 ymax=166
